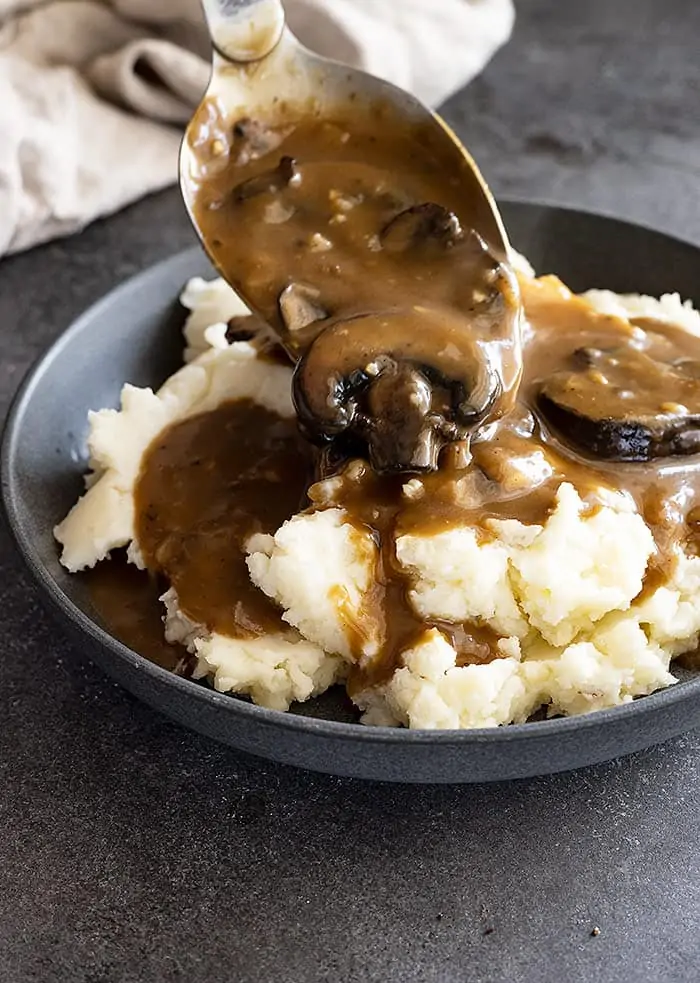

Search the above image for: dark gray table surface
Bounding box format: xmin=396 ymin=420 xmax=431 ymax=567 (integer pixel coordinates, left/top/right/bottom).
xmin=2 ymin=1 xmax=699 ymax=980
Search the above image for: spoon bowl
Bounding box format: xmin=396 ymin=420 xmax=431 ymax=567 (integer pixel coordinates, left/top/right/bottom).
xmin=180 ymin=0 xmax=511 ymax=304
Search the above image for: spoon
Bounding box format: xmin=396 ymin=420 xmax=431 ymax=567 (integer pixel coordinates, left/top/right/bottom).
xmin=180 ymin=0 xmax=513 ymax=292
xmin=180 ymin=0 xmax=522 ymax=474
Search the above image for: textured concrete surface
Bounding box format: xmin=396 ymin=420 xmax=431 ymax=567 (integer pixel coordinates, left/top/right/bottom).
xmin=1 ymin=1 xmax=699 ymax=980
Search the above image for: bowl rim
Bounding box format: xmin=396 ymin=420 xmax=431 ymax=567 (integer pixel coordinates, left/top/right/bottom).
xmin=4 ymin=199 xmax=700 ymax=749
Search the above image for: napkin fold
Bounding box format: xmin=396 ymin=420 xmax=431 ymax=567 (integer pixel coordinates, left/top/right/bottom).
xmin=0 ymin=0 xmax=514 ymax=256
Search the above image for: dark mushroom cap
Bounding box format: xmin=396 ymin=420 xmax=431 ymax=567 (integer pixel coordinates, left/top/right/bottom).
xmin=293 ymin=308 xmax=500 ymax=473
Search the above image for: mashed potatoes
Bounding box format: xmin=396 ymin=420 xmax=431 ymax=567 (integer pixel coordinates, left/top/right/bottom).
xmin=161 ymin=587 xmax=344 ymax=712
xmin=54 ymin=272 xmax=700 ymax=729
xmin=246 ymin=480 xmax=678 ymax=728
xmin=54 ymin=280 xmax=344 ymax=712
xmin=247 ymin=510 xmax=381 ymax=662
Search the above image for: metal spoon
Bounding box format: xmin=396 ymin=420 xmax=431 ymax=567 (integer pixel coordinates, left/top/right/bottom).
xmin=180 ymin=0 xmax=512 ymax=296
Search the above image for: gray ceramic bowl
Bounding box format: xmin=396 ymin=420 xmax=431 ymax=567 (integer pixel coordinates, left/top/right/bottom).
xmin=3 ymin=201 xmax=700 ymax=783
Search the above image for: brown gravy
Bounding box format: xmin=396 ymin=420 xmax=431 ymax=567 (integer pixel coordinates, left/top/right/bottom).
xmin=189 ymin=109 xmax=522 ymax=473
xmin=88 ymin=110 xmax=700 ymax=690
xmin=133 ymin=399 xmax=312 ymax=637
xmin=318 ymin=276 xmax=700 ymax=679
xmin=87 ymin=277 xmax=700 ymax=686
xmin=86 ymin=557 xmax=185 ymax=672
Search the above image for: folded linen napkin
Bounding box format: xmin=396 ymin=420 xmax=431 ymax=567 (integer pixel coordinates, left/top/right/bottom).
xmin=0 ymin=0 xmax=514 ymax=256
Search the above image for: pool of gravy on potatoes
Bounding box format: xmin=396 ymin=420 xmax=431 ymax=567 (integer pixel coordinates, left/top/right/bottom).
xmin=90 ymin=107 xmax=700 ymax=689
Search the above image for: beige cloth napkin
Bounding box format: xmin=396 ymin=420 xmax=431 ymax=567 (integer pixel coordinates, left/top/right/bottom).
xmin=0 ymin=0 xmax=515 ymax=256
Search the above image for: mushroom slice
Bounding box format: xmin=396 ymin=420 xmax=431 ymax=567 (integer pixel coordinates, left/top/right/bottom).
xmin=380 ymin=203 xmax=464 ymax=253
xmin=293 ymin=308 xmax=499 ymax=474
xmin=278 ymin=283 xmax=329 ymax=340
xmin=232 ymin=156 xmax=300 ymax=202
xmin=538 ymin=346 xmax=700 ymax=461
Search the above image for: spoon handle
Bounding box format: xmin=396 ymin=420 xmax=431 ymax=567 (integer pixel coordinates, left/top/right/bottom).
xmin=201 ymin=0 xmax=286 ymax=62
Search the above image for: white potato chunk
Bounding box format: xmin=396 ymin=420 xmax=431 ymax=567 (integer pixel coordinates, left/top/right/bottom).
xmin=396 ymin=483 xmax=655 ymax=648
xmin=162 ymin=589 xmax=343 ymax=711
xmin=506 ymin=483 xmax=655 ymax=646
xmin=396 ymin=528 xmax=530 ymax=638
xmin=180 ymin=276 xmax=252 ymax=362
xmin=358 ymin=630 xmax=538 ymax=730
xmin=583 ymin=288 xmax=700 ymax=337
xmin=247 ymin=509 xmax=380 ymax=661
